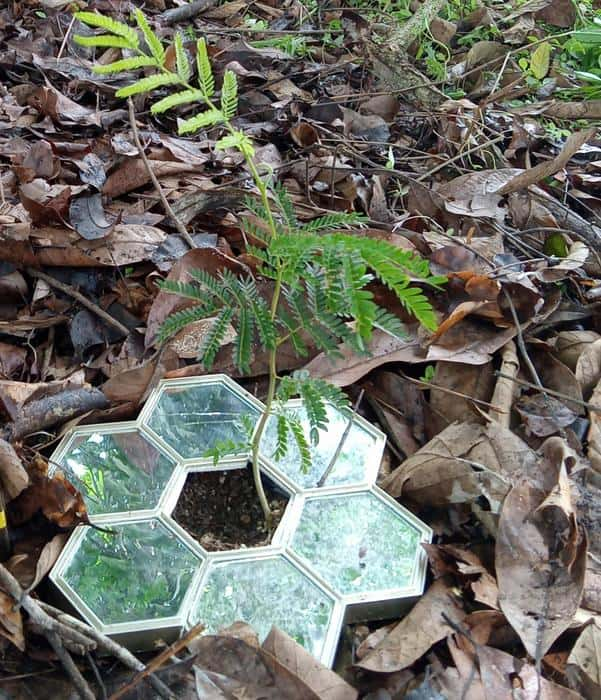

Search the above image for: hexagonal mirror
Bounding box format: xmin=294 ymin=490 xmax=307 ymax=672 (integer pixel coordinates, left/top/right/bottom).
xmin=290 ymin=490 xmax=423 ymax=599
xmin=58 ymin=519 xmax=202 ymax=626
xmin=52 ymin=426 xmax=177 ymax=518
xmin=141 ymin=376 xmax=262 ymax=463
xmin=260 ymin=400 xmax=385 ymax=489
xmin=188 ymin=553 xmax=339 ymax=661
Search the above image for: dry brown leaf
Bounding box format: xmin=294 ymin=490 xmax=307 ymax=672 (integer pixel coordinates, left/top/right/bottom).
xmin=356 ymin=577 xmax=467 ymax=672
xmin=382 ymin=421 xmax=534 ymax=512
xmin=0 ymin=438 xmax=29 ymax=500
xmin=7 ymin=533 xmax=67 ymax=590
xmin=587 ymin=378 xmax=601 ymax=472
xmin=188 ymin=634 xmax=321 ymax=699
xmin=498 ymin=128 xmax=596 ymax=195
xmin=429 ymin=361 xmax=494 ymax=430
xmin=262 ymin=628 xmax=358 ymax=700
xmin=435 ymin=636 xmax=484 ymax=700
xmin=476 ymin=643 xmax=581 ymax=699
xmin=576 ymin=338 xmax=601 ymax=398
xmin=495 ymin=471 xmax=587 ymax=660
xmin=555 ymin=331 xmax=601 ymax=371
xmin=103 ymin=158 xmax=199 ymax=198
xmin=567 ymin=622 xmax=601 ymax=697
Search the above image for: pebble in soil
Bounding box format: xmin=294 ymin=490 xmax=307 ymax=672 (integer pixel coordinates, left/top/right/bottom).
xmin=173 ymin=467 xmax=288 ymax=551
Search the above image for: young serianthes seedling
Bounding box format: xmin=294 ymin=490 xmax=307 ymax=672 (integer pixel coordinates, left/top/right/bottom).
xmin=74 ymin=10 xmax=444 ymax=523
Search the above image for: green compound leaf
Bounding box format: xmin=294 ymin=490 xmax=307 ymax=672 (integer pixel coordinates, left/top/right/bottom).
xmin=134 ymin=8 xmax=165 ymax=64
xmin=93 ymin=56 xmax=158 ymax=75
xmin=74 ymin=35 xmax=133 ymax=50
xmin=174 ymin=33 xmax=192 ymax=82
xmin=115 ymin=73 xmax=180 ymax=98
xmin=196 ymin=38 xmax=215 ymax=97
xmin=221 ymin=69 xmax=238 ymax=119
xmin=151 ymin=88 xmax=205 ymax=114
xmin=75 ymin=11 xmax=139 ymax=48
xmin=178 ymin=108 xmax=224 ymax=134
xmin=215 ymin=131 xmax=254 ymax=157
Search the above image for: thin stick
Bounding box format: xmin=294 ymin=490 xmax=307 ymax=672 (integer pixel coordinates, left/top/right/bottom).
xmin=39 ymin=602 xmax=173 ymax=700
xmin=108 ymin=624 xmax=203 ymax=700
xmin=127 ymin=98 xmax=196 ymax=249
xmin=495 ymin=371 xmax=601 ymax=412
xmin=26 ymin=268 xmax=130 ymax=337
xmin=395 ymin=371 xmax=506 ymax=411
xmin=0 ymin=563 xmax=95 ymax=700
xmin=502 ymin=288 xmax=544 ymax=390
xmin=46 ymin=631 xmax=95 ymax=700
xmin=415 ymin=135 xmax=505 ymax=182
xmin=317 ymin=390 xmax=364 ymax=488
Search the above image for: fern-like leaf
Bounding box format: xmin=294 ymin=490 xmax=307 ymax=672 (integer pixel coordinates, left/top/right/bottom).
xmin=298 ymin=380 xmax=328 ymax=443
xmin=196 ymin=38 xmax=215 ymax=97
xmin=234 ymin=305 xmax=253 ymax=373
xmin=134 ymin=9 xmax=164 ymax=64
xmin=199 ymin=307 xmax=235 ymax=369
xmin=274 ymin=183 xmax=297 ymax=233
xmin=174 ymin=33 xmax=192 ymax=82
xmin=93 ymin=56 xmax=158 ymax=74
xmin=115 ymin=72 xmax=180 ymax=98
xmin=301 ymin=211 xmax=367 ymax=233
xmin=274 ymin=413 xmax=289 ymax=461
xmin=151 ymin=88 xmax=205 ymax=114
xmin=215 ymin=131 xmax=254 ymax=157
xmin=178 ymin=108 xmax=224 ymax=134
xmin=220 ymin=69 xmax=238 ymax=119
xmin=74 ymin=35 xmax=133 ymax=49
xmin=158 ymin=305 xmax=211 ymax=343
xmin=287 ymin=414 xmax=312 ymax=473
xmin=75 ymin=11 xmax=139 ymax=48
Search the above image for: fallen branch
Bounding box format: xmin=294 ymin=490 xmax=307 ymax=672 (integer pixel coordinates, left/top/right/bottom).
xmin=159 ymin=0 xmax=217 ymax=25
xmin=39 ymin=602 xmax=174 ymax=700
xmin=1 ymin=387 xmax=109 ymax=441
xmin=0 ymin=562 xmax=95 ymax=700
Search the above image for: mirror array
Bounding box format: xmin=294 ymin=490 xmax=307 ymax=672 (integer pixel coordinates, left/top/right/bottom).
xmin=50 ymin=375 xmax=431 ymax=666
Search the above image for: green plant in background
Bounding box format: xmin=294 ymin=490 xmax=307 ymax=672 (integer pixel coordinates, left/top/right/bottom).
xmin=74 ymin=10 xmax=444 ymax=523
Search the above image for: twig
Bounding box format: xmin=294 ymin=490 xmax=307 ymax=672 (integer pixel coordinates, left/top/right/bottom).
xmin=395 ymin=371 xmax=505 ymax=412
xmin=108 ymin=624 xmax=204 ymax=700
xmin=494 ymin=371 xmax=601 ymax=413
xmin=317 ymin=390 xmax=364 ymax=488
xmin=502 ymin=288 xmax=543 ymax=389
xmin=26 ymin=268 xmax=130 ymax=337
xmin=415 ymin=135 xmax=505 ymax=182
xmin=0 ymin=563 xmax=95 ymax=700
xmin=46 ymin=631 xmax=95 ymax=700
xmin=39 ymin=602 xmax=174 ymax=700
xmin=127 ymin=98 xmax=196 ymax=249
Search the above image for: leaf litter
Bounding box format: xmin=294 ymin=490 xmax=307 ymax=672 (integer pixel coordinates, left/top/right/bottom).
xmin=0 ymin=0 xmax=601 ymax=698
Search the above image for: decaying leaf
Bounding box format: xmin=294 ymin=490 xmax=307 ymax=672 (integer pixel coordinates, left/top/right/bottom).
xmin=357 ymin=578 xmax=467 ymax=672
xmin=496 ymin=464 xmax=587 ymax=660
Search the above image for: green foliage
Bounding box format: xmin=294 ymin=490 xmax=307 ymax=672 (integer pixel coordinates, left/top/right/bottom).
xmin=75 ymin=8 xmax=443 ymax=497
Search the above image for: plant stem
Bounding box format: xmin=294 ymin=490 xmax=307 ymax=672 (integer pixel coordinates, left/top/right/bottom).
xmin=250 ymin=267 xmax=284 ymax=525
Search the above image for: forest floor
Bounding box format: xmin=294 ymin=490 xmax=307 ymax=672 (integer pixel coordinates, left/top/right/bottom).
xmin=1 ymin=0 xmax=601 ymax=698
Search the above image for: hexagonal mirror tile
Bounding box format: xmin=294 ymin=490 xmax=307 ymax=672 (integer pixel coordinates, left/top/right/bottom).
xmin=259 ymin=400 xmax=385 ymax=489
xmin=52 ymin=425 xmax=177 ymax=518
xmin=290 ymin=489 xmax=425 ymax=599
xmin=140 ymin=376 xmax=262 ymax=463
xmin=188 ymin=553 xmax=340 ymax=662
xmin=55 ymin=519 xmax=202 ymax=628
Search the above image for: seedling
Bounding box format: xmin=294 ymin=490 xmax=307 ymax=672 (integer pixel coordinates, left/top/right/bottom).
xmin=74 ymin=11 xmax=444 ymax=524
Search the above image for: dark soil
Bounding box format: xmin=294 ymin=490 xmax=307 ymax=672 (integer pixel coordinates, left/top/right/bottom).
xmin=173 ymin=467 xmax=289 ymax=551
